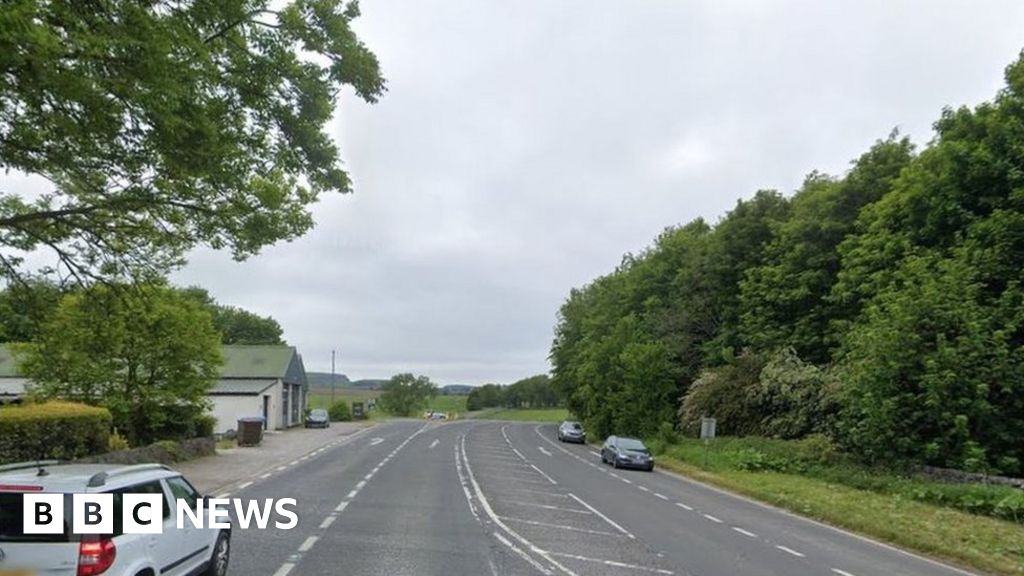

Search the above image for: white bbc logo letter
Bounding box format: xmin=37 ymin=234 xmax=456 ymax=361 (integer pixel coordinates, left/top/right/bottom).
xmin=73 ymin=493 xmax=113 ymax=535
xmin=123 ymin=493 xmax=164 ymax=534
xmin=23 ymin=493 xmax=64 ymax=534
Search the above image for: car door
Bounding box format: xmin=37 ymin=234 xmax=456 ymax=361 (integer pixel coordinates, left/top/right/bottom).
xmin=109 ymin=480 xmax=174 ymax=574
xmin=164 ymin=476 xmax=214 ymax=575
xmin=602 ymin=437 xmax=615 ymax=461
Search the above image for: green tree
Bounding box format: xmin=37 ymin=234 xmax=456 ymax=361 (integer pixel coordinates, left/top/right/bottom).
xmin=0 ymin=279 xmax=62 ymax=342
xmin=0 ymin=0 xmax=385 ymax=283
xmin=18 ymin=284 xmax=222 ymax=445
xmin=378 ymin=373 xmax=437 ymax=417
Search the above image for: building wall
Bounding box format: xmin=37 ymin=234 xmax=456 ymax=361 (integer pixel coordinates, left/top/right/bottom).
xmin=209 ymin=383 xmax=283 ymax=433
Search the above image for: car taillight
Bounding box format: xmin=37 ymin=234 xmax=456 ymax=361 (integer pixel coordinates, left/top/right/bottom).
xmin=77 ymin=537 xmax=116 ymax=576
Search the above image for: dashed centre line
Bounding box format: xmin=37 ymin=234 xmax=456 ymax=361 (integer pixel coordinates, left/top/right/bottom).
xmin=732 ymin=527 xmax=758 ymax=538
xmin=298 ymin=536 xmax=318 ymax=552
xmin=776 ymin=545 xmax=806 ymax=558
xmin=702 ymin=514 xmax=723 ymax=524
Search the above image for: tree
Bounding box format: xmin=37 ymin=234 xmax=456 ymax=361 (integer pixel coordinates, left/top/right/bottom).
xmin=0 ymin=1 xmax=385 ymax=283
xmin=0 ymin=279 xmax=62 ymax=342
xmin=179 ymin=286 xmax=284 ymax=344
xmin=18 ymin=283 xmax=222 ymax=445
xmin=378 ymin=373 xmax=437 ymax=417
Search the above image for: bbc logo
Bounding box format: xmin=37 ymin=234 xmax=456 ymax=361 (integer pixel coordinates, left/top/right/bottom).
xmin=24 ymin=493 xmax=165 ymax=534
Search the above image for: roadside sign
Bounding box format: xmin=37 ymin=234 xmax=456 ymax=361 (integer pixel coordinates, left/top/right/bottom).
xmin=352 ymin=402 xmax=365 ymax=419
xmin=700 ymin=417 xmax=717 ymax=440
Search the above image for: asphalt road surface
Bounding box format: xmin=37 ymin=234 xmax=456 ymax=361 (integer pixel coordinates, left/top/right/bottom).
xmin=223 ymin=420 xmax=976 ymax=576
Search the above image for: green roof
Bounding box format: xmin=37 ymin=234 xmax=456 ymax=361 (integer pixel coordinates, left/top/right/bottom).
xmin=219 ymin=345 xmax=300 ymax=380
xmin=210 ymin=378 xmax=279 ymax=395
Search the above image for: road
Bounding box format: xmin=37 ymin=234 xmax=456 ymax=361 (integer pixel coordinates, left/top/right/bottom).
xmin=223 ymin=420 xmax=976 ymax=576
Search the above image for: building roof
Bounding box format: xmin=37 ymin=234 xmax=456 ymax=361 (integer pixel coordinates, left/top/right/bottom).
xmin=219 ymin=345 xmax=305 ymax=384
xmin=209 ymin=378 xmax=279 ymax=395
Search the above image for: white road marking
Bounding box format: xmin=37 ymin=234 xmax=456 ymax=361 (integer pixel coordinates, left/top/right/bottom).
xmin=702 ymin=514 xmax=723 ymax=523
xmin=477 ymin=474 xmax=554 ymax=487
xmin=501 ymin=487 xmax=570 ymax=498
xmin=260 ymin=473 xmax=272 ymax=479
xmin=237 ymin=481 xmax=253 ymax=490
xmin=589 ymin=451 xmax=600 ymax=457
xmin=347 ymin=489 xmax=358 ymax=499
xmin=493 ymin=532 xmax=554 ymax=576
xmin=364 ymin=473 xmax=374 ymax=481
xmin=776 ymin=545 xmax=805 ymax=558
xmin=335 ymin=501 xmax=349 ymax=513
xmin=529 ymin=464 xmax=558 ymax=485
xmin=298 ymin=536 xmax=318 ymax=552
xmin=370 ymin=437 xmax=384 ymax=446
xmin=215 ymin=492 xmax=231 ymax=499
xmin=276 ymin=466 xmax=287 ymax=472
xmin=272 ymin=563 xmax=295 ymax=576
xmin=538 ymin=446 xmax=552 ymax=456
xmin=355 ymin=480 xmax=366 ymax=490
xmin=621 ymin=478 xmax=633 ymax=484
xmin=654 ymin=492 xmax=669 ymax=501
xmin=637 ymin=485 xmax=650 ymax=492
xmin=675 ymin=502 xmax=693 ymax=511
xmin=732 ymin=527 xmax=758 ymax=538
xmin=568 ymin=493 xmax=635 ymax=539
xmin=320 ymin=516 xmax=336 ymax=529
xmin=288 ymin=460 xmax=300 ymax=466
xmin=507 ymin=501 xmax=592 ymax=514
xmin=499 ymin=516 xmax=623 ymax=537
xmin=547 ymin=552 xmax=674 ymax=575
xmin=429 ymin=439 xmax=440 ymax=449
xmin=512 ymin=447 xmax=528 ymax=461
xmin=831 ymin=569 xmax=856 ymax=576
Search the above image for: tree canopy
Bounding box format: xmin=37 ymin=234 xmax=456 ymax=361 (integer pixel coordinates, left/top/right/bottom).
xmin=378 ymin=373 xmax=437 ymax=417
xmin=551 ymin=52 xmax=1024 ymax=475
xmin=0 ymin=0 xmax=384 ymax=283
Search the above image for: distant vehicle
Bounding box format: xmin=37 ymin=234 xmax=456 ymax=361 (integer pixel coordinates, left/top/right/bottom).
xmin=0 ymin=461 xmax=230 ymax=576
xmin=601 ymin=436 xmax=654 ymax=471
xmin=427 ymin=411 xmax=447 ymax=420
xmin=557 ymin=421 xmax=586 ymax=443
xmin=306 ymin=408 xmax=330 ymax=428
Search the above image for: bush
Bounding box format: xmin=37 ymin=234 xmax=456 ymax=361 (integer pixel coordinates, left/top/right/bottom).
xmin=0 ymin=401 xmax=111 ymax=464
xmin=328 ymin=401 xmax=352 ymax=422
xmin=108 ymin=430 xmax=130 ymax=452
xmin=193 ymin=414 xmax=216 ymax=438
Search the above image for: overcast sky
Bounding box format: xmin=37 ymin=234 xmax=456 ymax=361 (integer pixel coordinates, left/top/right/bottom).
xmin=172 ymin=0 xmax=1024 ymax=384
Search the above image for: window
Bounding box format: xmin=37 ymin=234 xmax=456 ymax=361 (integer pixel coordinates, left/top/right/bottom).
xmin=165 ymin=476 xmax=200 ymax=512
xmin=108 ymin=480 xmax=170 ymax=536
xmin=0 ymin=493 xmax=71 ymax=542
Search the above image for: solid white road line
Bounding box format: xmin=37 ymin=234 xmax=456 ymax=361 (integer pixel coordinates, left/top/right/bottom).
xmin=493 ymin=532 xmax=554 ymax=576
xmin=702 ymin=514 xmax=723 ymax=524
xmin=499 ymin=516 xmax=623 ymax=537
xmin=272 ymin=563 xmax=294 ymax=576
xmin=507 ymin=501 xmax=593 ymax=514
xmin=546 ymin=552 xmax=674 ymax=575
xmin=298 ymin=536 xmax=318 ymax=552
xmin=732 ymin=527 xmax=758 ymax=538
xmin=776 ymin=545 xmax=806 ymax=558
xmin=320 ymin=516 xmax=336 ymax=529
xmin=568 ymin=493 xmax=635 ymax=539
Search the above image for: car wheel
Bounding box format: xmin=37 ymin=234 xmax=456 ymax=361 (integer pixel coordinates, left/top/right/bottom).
xmin=203 ymin=531 xmax=230 ymax=576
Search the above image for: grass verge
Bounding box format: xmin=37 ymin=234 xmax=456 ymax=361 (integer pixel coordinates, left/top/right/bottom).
xmin=654 ymin=450 xmax=1024 ymax=575
xmin=481 ymin=408 xmax=569 ymax=422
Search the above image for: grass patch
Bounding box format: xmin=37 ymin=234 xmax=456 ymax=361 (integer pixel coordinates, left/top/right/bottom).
xmin=307 ymin=388 xmax=468 ymax=419
xmin=482 ymin=408 xmax=569 ymax=422
xmin=215 ymin=438 xmax=236 ymax=450
xmin=652 ymin=437 xmax=1024 ymax=575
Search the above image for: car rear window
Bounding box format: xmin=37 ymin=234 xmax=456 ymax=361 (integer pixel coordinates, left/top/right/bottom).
xmin=618 ymin=438 xmax=648 ymax=452
xmin=0 ymin=492 xmax=71 ymax=543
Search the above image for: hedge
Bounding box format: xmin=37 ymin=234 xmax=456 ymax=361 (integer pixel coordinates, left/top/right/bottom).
xmin=0 ymin=401 xmax=111 ymax=464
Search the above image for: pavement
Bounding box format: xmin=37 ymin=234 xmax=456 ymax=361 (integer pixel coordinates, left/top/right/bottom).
xmin=205 ymin=420 xmax=978 ymax=576
xmin=175 ymin=420 xmax=377 ymax=494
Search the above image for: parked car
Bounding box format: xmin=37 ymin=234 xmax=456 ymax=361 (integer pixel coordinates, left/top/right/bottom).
xmin=0 ymin=461 xmax=230 ymax=576
xmin=557 ymin=421 xmax=586 ymax=443
xmin=306 ymin=408 xmax=330 ymax=428
xmin=601 ymin=436 xmax=655 ymax=471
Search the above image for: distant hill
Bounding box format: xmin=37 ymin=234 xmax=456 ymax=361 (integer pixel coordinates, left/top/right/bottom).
xmin=306 ymin=372 xmax=351 ymax=387
xmin=440 ymin=384 xmax=473 ymax=396
xmin=349 ymin=379 xmax=388 ymax=390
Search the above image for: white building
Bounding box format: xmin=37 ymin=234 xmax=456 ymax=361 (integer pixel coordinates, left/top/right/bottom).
xmin=208 ymin=345 xmax=309 ymax=433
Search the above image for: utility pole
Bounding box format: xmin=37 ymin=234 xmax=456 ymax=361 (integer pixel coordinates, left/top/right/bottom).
xmin=331 ymin=349 xmax=336 ymax=405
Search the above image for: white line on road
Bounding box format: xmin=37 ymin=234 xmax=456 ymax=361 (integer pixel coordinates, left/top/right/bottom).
xmin=621 ymin=478 xmax=633 ymax=484
xmin=215 ymin=492 xmax=231 ymax=499
xmin=260 ymin=473 xmax=271 ymax=479
xmin=529 ymin=464 xmax=558 ymax=485
xmin=370 ymin=437 xmax=384 ymax=446
xmin=364 ymin=473 xmax=373 ymax=481
xmin=546 ymin=552 xmax=674 ymax=575
xmin=320 ymin=516 xmax=336 ymax=529
xmin=499 ymin=516 xmax=623 ymax=537
xmin=831 ymin=569 xmax=856 ymax=576
xmin=675 ymin=502 xmax=692 ymax=511
xmin=637 ymin=485 xmax=650 ymax=492
xmin=654 ymin=492 xmax=669 ymax=501
xmin=271 ymin=563 xmax=294 ymax=576
xmin=355 ymin=480 xmax=366 ymax=490
xmin=347 ymin=489 xmax=358 ymax=499
xmin=335 ymin=501 xmax=349 ymax=513
xmin=568 ymin=493 xmax=635 ymax=539
xmin=276 ymin=466 xmax=287 ymax=472
xmin=429 ymin=439 xmax=440 ymax=449
xmin=507 ymin=501 xmax=592 ymax=514
xmin=776 ymin=545 xmax=805 ymax=558
xmin=702 ymin=514 xmax=723 ymax=524
xmin=493 ymin=532 xmax=554 ymax=576
xmin=538 ymin=446 xmax=552 ymax=456
xmin=501 ymin=487 xmax=570 ymax=498
xmin=237 ymin=481 xmax=253 ymax=490
xmin=298 ymin=536 xmax=318 ymax=552
xmin=732 ymin=527 xmax=758 ymax=538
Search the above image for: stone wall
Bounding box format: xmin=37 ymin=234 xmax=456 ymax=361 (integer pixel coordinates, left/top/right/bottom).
xmin=919 ymin=465 xmax=1024 ymax=489
xmin=76 ymin=437 xmax=215 ymax=466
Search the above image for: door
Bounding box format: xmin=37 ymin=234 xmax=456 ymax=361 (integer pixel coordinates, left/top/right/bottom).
xmin=262 ymin=395 xmax=270 ymax=430
xmin=164 ymin=476 xmax=214 ymax=575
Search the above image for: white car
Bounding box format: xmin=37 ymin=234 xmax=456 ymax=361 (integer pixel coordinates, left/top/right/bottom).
xmin=0 ymin=461 xmax=230 ymax=576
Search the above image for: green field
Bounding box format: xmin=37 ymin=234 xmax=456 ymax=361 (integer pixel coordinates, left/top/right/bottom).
xmin=307 ymin=388 xmax=467 ymax=418
xmin=652 ymin=437 xmax=1024 ymax=575
xmin=479 ymin=408 xmax=569 ymax=422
